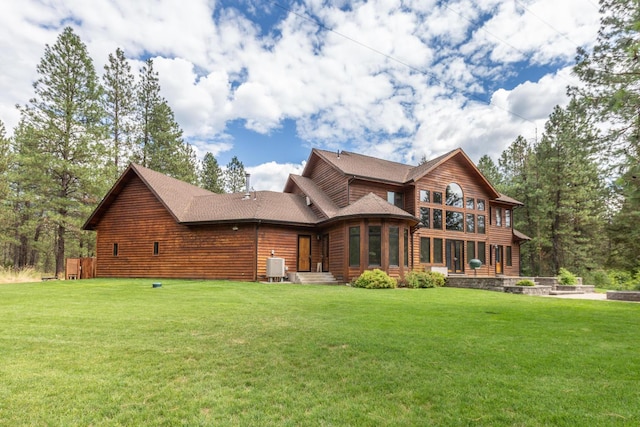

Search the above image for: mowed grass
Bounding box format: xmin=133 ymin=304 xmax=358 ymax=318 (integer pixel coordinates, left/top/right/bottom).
xmin=0 ymin=280 xmax=638 ymax=426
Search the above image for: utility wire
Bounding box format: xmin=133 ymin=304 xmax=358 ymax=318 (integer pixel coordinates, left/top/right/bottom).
xmin=272 ymin=1 xmax=537 ymax=126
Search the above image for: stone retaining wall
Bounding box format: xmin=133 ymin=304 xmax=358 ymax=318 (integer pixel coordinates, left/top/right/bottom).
xmin=606 ymin=291 xmax=640 ymax=302
xmin=504 ymin=285 xmax=552 ymax=296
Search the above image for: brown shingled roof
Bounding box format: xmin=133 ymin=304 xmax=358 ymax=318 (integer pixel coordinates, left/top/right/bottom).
xmin=329 ymin=192 xmax=419 ymax=224
xmin=312 ymin=149 xmax=413 ymax=184
xmin=286 ymin=174 xmax=339 ymax=219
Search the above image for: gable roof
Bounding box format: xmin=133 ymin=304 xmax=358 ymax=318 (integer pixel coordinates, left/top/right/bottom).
xmin=329 ymin=192 xmax=418 ymax=224
xmin=306 ymin=148 xmax=504 ymax=201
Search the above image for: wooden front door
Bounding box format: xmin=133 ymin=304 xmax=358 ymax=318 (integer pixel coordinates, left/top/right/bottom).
xmin=446 ymin=240 xmax=464 ymax=274
xmin=495 ymin=245 xmax=504 ymax=275
xmin=298 ymin=235 xmax=312 ymax=272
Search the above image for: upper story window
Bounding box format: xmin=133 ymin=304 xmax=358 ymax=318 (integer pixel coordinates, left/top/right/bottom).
xmin=445 ymin=183 xmax=463 ymax=207
xmin=433 ymin=192 xmax=443 ymax=204
xmin=505 ymin=209 xmax=511 ymax=227
xmin=387 ymin=191 xmax=404 ymax=209
xmin=419 ymin=189 xmax=430 ymax=203
xmin=477 ymin=199 xmax=485 ymax=211
xmin=495 ymin=207 xmax=502 ymax=227
xmin=466 ymin=197 xmax=474 ymax=210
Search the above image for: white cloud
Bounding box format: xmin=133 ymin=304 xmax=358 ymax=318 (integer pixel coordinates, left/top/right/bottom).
xmin=247 ymin=161 xmax=305 ymax=192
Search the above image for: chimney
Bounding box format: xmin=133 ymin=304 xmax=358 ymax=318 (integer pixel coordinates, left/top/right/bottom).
xmin=244 ymin=173 xmax=251 ymax=199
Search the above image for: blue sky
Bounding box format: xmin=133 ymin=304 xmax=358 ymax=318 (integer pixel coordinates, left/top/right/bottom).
xmin=0 ymin=0 xmax=600 ymax=190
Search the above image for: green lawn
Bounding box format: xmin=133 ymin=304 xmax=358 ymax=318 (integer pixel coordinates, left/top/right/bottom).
xmin=0 ymin=279 xmax=638 ymax=426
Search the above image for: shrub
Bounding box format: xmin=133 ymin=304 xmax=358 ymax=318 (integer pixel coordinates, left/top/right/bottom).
xmin=404 ymin=271 xmax=446 ymax=288
xmin=607 ymin=270 xmax=634 ymax=290
xmin=516 ymin=279 xmax=535 ymax=287
xmin=352 ymin=269 xmax=397 ymax=289
xmin=585 ymin=269 xmax=612 ymax=288
xmin=558 ymin=268 xmax=578 ymax=286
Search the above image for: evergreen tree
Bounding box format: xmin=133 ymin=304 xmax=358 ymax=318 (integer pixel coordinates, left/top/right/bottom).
xmin=0 ymin=120 xmax=13 ymax=264
xmin=476 ymin=155 xmax=503 ymax=191
xmin=224 ymin=156 xmax=246 ymax=193
xmin=17 ymin=27 xmax=107 ymax=276
xmin=103 ymin=47 xmax=136 ymax=177
xmin=201 ymin=152 xmax=225 ymax=193
xmin=572 ymin=0 xmax=640 ymax=271
xmin=534 ymin=101 xmax=606 ymax=276
xmin=135 ymin=59 xmax=197 ymax=184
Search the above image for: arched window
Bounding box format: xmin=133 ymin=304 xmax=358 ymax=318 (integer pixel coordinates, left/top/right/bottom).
xmin=445 ymin=183 xmax=463 ymax=207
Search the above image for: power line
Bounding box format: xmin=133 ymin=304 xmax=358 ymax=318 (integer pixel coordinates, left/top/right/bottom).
xmin=271 ymin=1 xmax=537 ymax=126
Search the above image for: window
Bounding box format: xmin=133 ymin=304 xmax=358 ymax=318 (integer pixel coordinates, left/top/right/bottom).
xmin=495 ymin=207 xmax=502 ymax=227
xmin=466 ymin=197 xmax=475 ymax=210
xmin=153 ymin=241 xmax=159 ymax=256
xmin=113 ymin=243 xmax=119 ymax=256
xmin=446 ymin=211 xmax=464 ymax=231
xmin=445 ymin=183 xmax=463 ymax=207
xmin=477 ymin=199 xmax=485 ymax=211
xmin=467 ymin=241 xmax=476 ymax=262
xmin=466 ymin=214 xmax=475 ymax=233
xmin=404 ymin=229 xmax=409 ymax=267
xmin=433 ymin=238 xmax=443 ymax=263
xmin=477 ymin=215 xmax=486 ymax=234
xmin=433 ymin=209 xmax=443 ymax=229
xmin=389 ymin=227 xmax=399 ymax=266
xmin=433 ymin=191 xmax=443 ymax=204
xmin=505 ymin=209 xmax=511 ymax=227
xmin=368 ymin=226 xmax=381 ymax=266
xmin=420 ymin=207 xmax=430 ymax=228
xmin=506 ymin=246 xmax=512 ymax=266
xmin=478 ymin=242 xmax=486 ymax=264
xmin=420 ymin=189 xmax=430 ymax=203
xmin=420 ymin=237 xmax=430 ymax=263
xmin=349 ymin=227 xmax=360 ymax=267
xmin=387 ymin=192 xmax=404 ymax=209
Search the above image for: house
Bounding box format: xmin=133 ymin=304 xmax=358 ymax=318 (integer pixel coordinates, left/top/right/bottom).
xmin=83 ymin=148 xmax=528 ymax=282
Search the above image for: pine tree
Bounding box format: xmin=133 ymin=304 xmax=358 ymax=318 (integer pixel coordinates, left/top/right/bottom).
xmin=17 ymin=27 xmax=107 ymax=276
xmin=103 ymin=47 xmax=136 ymax=177
xmin=201 ymin=152 xmax=225 ymax=193
xmin=224 ymin=156 xmax=246 ymax=193
xmin=0 ymin=120 xmax=12 ymax=264
xmin=572 ymin=0 xmax=640 ymax=270
xmin=534 ymin=101 xmax=606 ymax=276
xmin=135 ymin=59 xmax=197 ymax=184
xmin=476 ymin=155 xmax=503 ymax=191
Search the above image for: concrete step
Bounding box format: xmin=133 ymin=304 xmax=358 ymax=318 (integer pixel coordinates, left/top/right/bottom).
xmin=549 ymin=290 xmax=585 ymax=295
xmin=294 ymin=272 xmax=340 ymax=284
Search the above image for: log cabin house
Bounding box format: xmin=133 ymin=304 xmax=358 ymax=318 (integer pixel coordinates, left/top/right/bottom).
xmin=83 ymin=148 xmax=529 ymax=282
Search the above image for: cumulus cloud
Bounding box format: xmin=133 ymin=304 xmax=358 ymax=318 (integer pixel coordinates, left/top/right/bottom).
xmin=0 ymin=0 xmax=601 ymax=189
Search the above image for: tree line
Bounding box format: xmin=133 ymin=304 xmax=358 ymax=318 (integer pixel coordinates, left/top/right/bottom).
xmin=0 ymin=27 xmax=247 ymax=275
xmin=477 ymin=0 xmax=640 ymax=285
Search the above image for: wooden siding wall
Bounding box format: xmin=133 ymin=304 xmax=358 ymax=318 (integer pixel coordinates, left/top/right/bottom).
xmin=307 ymin=157 xmax=349 ymax=207
xmin=325 ymin=224 xmax=345 ymax=281
xmin=256 ymin=224 xmax=316 ymax=279
xmin=410 ymin=154 xmax=518 ymax=277
xmin=348 ymin=180 xmax=405 ymax=208
xmin=95 ymin=177 xmax=257 ymax=280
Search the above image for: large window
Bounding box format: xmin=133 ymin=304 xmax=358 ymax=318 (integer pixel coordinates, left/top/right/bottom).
xmin=446 ymin=211 xmax=464 ymax=231
xmin=434 ymin=238 xmax=443 ymax=263
xmin=466 ymin=197 xmax=474 ymax=210
xmin=433 ymin=209 xmax=443 ymax=229
xmin=477 ymin=215 xmax=486 ymax=234
xmin=404 ymin=229 xmax=409 ymax=267
xmin=389 ymin=227 xmax=399 ymax=266
xmin=420 ymin=207 xmax=430 ymax=227
xmin=505 ymin=209 xmax=511 ymax=227
xmin=387 ymin=192 xmax=404 ymax=209
xmin=466 ymin=214 xmax=475 ymax=233
xmin=467 ymin=241 xmax=476 ymax=262
xmin=349 ymin=226 xmax=360 ymax=267
xmin=478 ymin=242 xmax=486 ymax=264
xmin=420 ymin=237 xmax=430 ymax=263
xmin=368 ymin=226 xmax=381 ymax=266
xmin=446 ymin=183 xmax=464 ymax=207
xmin=420 ymin=190 xmax=430 ymax=203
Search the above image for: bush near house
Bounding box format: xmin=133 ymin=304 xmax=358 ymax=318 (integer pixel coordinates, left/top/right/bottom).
xmin=516 ymin=279 xmax=536 ymax=287
xmin=403 ymin=271 xmax=446 ymax=288
xmin=558 ymin=268 xmax=578 ymax=285
xmin=352 ymin=269 xmax=397 ymax=289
